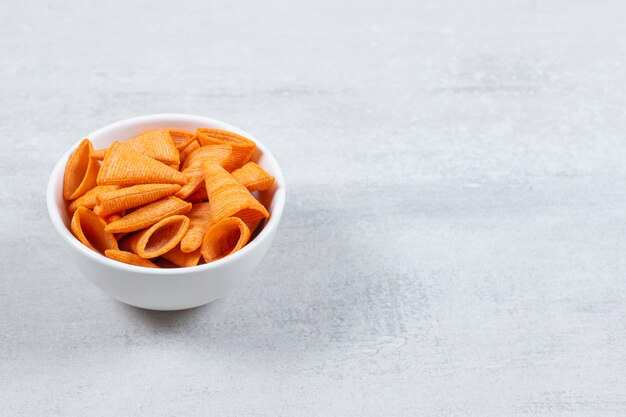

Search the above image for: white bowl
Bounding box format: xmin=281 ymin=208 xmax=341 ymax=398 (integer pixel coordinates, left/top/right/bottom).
xmin=46 ymin=114 xmax=286 ymax=311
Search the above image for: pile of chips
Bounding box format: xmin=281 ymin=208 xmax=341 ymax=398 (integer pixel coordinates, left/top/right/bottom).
xmin=63 ymin=128 xmax=274 ymax=268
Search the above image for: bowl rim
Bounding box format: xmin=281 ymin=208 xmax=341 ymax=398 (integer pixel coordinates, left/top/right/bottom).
xmin=46 ymin=113 xmax=286 ymax=275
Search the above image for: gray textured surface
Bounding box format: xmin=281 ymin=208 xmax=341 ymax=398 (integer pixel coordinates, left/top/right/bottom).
xmin=2 ymin=0 xmax=626 ymax=415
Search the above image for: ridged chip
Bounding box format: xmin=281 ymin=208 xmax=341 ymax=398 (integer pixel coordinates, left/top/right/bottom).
xmin=120 ymin=215 xmax=190 ymax=258
xmin=180 ymin=202 xmax=213 ymax=253
xmin=105 ymin=196 xmax=191 ymax=233
xmin=203 ymin=162 xmax=269 ymax=223
xmin=97 ymin=142 xmax=187 ymax=186
xmin=195 ymin=128 xmax=254 ymax=171
xmin=94 ymin=183 xmax=181 ymax=217
xmin=231 ymin=162 xmax=275 ymax=192
xmin=201 ymin=217 xmax=251 ymax=263
xmin=63 ymin=139 xmax=100 ymax=200
xmin=70 ymin=207 xmax=118 ymax=254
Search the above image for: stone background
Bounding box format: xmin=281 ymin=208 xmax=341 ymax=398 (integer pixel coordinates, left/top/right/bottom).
xmin=2 ymin=0 xmax=626 ymax=415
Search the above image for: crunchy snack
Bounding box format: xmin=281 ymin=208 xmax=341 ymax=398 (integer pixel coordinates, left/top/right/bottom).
xmin=63 ymin=128 xmax=271 ymax=267
xmin=97 ymin=142 xmax=186 ymax=186
xmin=196 ymin=128 xmax=255 ymax=171
xmin=179 ymin=140 xmax=200 ymax=163
xmin=166 ymin=129 xmax=196 ymax=151
xmin=92 ymin=130 xmax=179 ymax=165
xmin=105 ymin=196 xmax=191 ymax=233
xmin=201 ymin=217 xmax=251 ymax=262
xmin=94 ymin=184 xmax=181 ymax=217
xmin=203 ymin=162 xmax=269 ymax=223
xmin=119 ymin=215 xmax=190 ymax=258
xmin=63 ymin=139 xmax=100 ymax=200
xmin=180 ymin=202 xmax=213 ymax=253
xmin=68 ymin=185 xmax=119 ymax=213
xmin=70 ymin=207 xmax=118 ymax=253
xmin=231 ymin=162 xmax=275 ymax=192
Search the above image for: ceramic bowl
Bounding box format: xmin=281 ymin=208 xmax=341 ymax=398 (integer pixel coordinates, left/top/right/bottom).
xmin=46 ymin=114 xmax=286 ymax=310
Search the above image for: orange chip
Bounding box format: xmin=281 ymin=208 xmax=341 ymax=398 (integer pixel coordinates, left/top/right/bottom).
xmin=120 ymin=215 xmax=190 ymax=258
xmin=186 ymin=186 xmax=208 ymax=203
xmin=105 ymin=196 xmax=191 ymax=233
xmin=231 ymin=162 xmax=275 ymax=192
xmin=91 ymin=130 xmax=179 ymax=164
xmin=196 ymin=128 xmax=255 ymax=171
xmin=201 ymin=217 xmax=251 ymax=263
xmin=63 ymin=139 xmax=100 ymax=200
xmin=67 ymin=185 xmax=119 ymax=213
xmin=161 ymin=245 xmax=202 ymax=267
xmin=179 ymin=140 xmax=200 ymax=164
xmin=97 ymin=142 xmax=187 ymax=186
xmin=203 ymin=162 xmax=269 ymax=223
xmin=90 ymin=147 xmax=108 ymax=160
xmin=181 ymin=144 xmax=232 ymax=171
xmin=70 ymin=207 xmax=118 ymax=254
xmin=123 ymin=130 xmax=179 ymax=165
xmin=180 ymin=202 xmax=214 ymax=253
xmin=94 ymin=183 xmax=182 ymax=217
xmin=174 ymin=169 xmax=204 ymax=200
xmin=176 ymin=144 xmax=232 ymax=200
xmin=167 ymin=130 xmax=196 ymax=151
xmin=104 ymin=250 xmax=159 ymax=268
